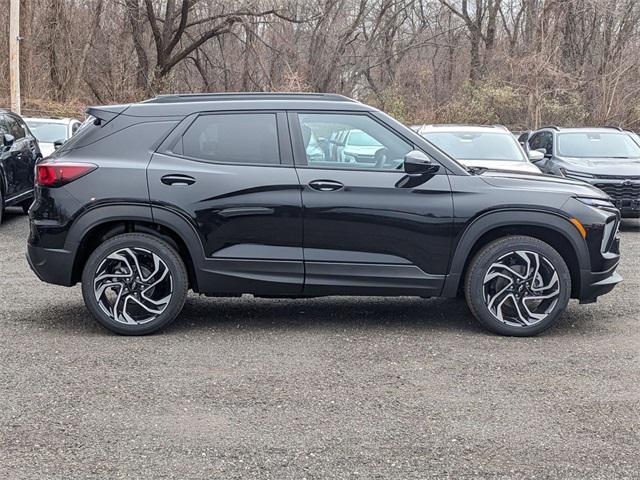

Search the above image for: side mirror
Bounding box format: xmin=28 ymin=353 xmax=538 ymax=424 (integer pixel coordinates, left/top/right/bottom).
xmin=535 ymin=147 xmax=552 ymax=158
xmin=53 ymin=139 xmax=65 ymax=150
xmin=528 ymin=150 xmax=545 ymax=163
xmin=3 ymin=133 xmax=14 ymax=147
xmin=404 ymin=150 xmax=440 ymax=176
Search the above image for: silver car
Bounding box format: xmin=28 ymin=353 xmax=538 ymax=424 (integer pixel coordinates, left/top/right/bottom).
xmin=415 ymin=124 xmax=543 ymax=174
xmin=24 ymin=117 xmax=82 ymax=157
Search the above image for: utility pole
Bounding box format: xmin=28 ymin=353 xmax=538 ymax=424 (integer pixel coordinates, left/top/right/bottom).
xmin=10 ymin=0 xmax=21 ymax=114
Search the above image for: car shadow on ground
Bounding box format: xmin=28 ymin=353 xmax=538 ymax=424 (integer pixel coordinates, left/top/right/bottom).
xmin=175 ymin=296 xmax=482 ymax=334
xmin=7 ymin=292 xmax=611 ymax=338
xmin=0 ymin=207 xmax=27 ymax=223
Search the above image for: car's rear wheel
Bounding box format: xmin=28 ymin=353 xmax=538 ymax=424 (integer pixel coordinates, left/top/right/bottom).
xmin=465 ymin=236 xmax=571 ymax=336
xmin=81 ymin=233 xmax=188 ymax=335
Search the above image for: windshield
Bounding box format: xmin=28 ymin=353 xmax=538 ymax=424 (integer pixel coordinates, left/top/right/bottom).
xmin=423 ymin=131 xmax=526 ymax=162
xmin=25 ymin=121 xmax=67 ymax=143
xmin=557 ymin=132 xmax=640 ymax=158
xmin=347 ymin=130 xmax=383 ymax=147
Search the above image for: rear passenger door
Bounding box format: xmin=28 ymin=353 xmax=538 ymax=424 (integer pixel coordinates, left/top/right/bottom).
xmin=147 ymin=111 xmax=304 ymax=295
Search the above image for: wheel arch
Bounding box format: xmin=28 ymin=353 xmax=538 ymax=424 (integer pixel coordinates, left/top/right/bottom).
xmin=67 ymin=204 xmax=205 ymax=291
xmin=442 ymin=210 xmax=589 ymax=298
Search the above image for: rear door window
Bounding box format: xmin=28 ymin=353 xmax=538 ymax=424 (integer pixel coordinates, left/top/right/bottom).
xmin=181 ymin=113 xmax=280 ymax=165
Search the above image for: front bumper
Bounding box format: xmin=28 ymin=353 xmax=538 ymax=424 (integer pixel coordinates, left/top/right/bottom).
xmin=579 ymin=262 xmax=623 ymax=303
xmin=26 ymin=243 xmax=76 ymax=287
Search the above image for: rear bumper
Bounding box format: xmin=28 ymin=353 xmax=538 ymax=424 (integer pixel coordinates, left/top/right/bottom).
xmin=26 ymin=243 xmax=76 ymax=287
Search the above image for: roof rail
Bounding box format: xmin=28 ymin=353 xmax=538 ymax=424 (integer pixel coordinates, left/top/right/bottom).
xmin=420 ymin=123 xmax=505 ymax=129
xmin=603 ymin=125 xmax=624 ymax=131
xmin=143 ymin=92 xmax=358 ymax=104
xmin=539 ymin=125 xmax=560 ymax=130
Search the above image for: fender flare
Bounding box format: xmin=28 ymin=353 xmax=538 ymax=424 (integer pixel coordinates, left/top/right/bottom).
xmin=441 ymin=209 xmax=590 ymax=297
xmin=65 ymin=203 xmax=207 ymax=283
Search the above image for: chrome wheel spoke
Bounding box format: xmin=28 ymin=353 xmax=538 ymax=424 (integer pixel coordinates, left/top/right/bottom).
xmin=93 ymin=246 xmax=173 ymax=325
xmin=483 ymin=249 xmax=561 ymax=328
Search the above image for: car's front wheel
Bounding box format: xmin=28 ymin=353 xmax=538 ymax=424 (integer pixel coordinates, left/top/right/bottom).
xmin=81 ymin=233 xmax=188 ymax=335
xmin=465 ymin=236 xmax=571 ymax=336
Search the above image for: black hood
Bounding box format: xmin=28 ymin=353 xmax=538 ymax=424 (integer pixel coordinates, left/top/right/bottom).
xmin=478 ymin=170 xmax=608 ymax=199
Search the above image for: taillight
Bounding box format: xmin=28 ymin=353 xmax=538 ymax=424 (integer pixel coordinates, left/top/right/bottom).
xmin=36 ymin=163 xmax=97 ymax=187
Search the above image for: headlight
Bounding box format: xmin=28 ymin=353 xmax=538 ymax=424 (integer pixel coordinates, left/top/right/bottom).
xmin=560 ymin=168 xmax=594 ymax=179
xmin=576 ymin=197 xmax=616 ymax=209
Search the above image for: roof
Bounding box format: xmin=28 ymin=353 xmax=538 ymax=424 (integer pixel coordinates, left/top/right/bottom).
xmin=94 ymin=92 xmax=373 ymax=118
xmin=143 ymin=92 xmax=357 ymax=104
xmin=537 ymin=126 xmax=628 ymax=133
xmin=416 ymin=124 xmax=511 ymax=134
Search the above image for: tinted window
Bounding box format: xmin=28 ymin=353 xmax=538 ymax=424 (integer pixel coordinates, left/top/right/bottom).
xmin=0 ymin=117 xmax=8 ymax=135
xmin=182 ymin=113 xmax=280 ymax=165
xmin=423 ymin=131 xmax=526 ymax=162
xmin=529 ymin=132 xmax=552 ymax=153
xmin=6 ymin=116 xmax=25 ymax=139
xmin=557 ymin=132 xmax=640 ymax=158
xmin=297 ymin=113 xmax=412 ymax=170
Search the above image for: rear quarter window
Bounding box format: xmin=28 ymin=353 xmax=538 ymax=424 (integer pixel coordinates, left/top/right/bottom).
xmin=181 ymin=113 xmax=280 ymax=165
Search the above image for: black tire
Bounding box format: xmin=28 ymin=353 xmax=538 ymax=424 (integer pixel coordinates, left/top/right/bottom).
xmin=464 ymin=236 xmax=571 ymax=336
xmin=81 ymin=233 xmax=188 ymax=335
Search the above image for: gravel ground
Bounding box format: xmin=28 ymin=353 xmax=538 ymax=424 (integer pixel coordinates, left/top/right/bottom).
xmin=1 ymin=208 xmax=639 ymax=479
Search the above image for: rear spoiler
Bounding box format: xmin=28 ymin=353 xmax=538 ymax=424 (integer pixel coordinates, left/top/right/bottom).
xmin=85 ymin=104 xmax=130 ymax=126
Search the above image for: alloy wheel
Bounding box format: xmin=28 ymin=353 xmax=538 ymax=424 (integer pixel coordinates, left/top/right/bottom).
xmin=93 ymin=247 xmax=173 ymax=325
xmin=482 ymin=250 xmax=561 ymax=327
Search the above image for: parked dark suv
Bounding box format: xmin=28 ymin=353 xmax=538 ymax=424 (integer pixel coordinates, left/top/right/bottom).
xmin=527 ymin=126 xmax=640 ymax=218
xmin=1 ymin=109 xmax=41 ymax=223
xmin=27 ymin=93 xmax=622 ymax=336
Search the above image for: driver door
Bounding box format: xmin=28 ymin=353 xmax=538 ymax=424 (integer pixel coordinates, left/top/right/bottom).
xmin=289 ymin=111 xmax=454 ymax=297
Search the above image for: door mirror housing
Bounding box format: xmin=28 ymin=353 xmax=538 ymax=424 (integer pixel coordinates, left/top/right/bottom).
xmin=404 ymin=150 xmax=440 ymax=176
xmin=535 ymin=147 xmax=551 ymax=158
xmin=3 ymin=133 xmax=14 ymax=147
xmin=528 ymin=149 xmax=545 ymax=163
xmin=53 ymin=139 xmax=65 ymax=150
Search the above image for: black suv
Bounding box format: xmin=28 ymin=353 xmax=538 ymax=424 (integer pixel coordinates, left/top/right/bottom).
xmin=27 ymin=93 xmax=622 ymax=336
xmin=1 ymin=109 xmax=41 ymax=223
xmin=527 ymin=126 xmax=640 ymax=218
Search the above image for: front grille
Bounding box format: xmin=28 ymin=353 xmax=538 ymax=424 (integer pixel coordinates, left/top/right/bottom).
xmin=595 ymin=173 xmax=640 ymax=180
xmin=594 ymin=182 xmax=640 ymax=200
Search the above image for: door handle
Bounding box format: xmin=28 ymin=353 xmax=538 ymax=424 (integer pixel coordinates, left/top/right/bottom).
xmin=309 ymin=179 xmax=344 ymax=192
xmin=161 ymin=174 xmax=196 ymax=186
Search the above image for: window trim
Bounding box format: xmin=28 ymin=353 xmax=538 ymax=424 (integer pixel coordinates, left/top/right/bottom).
xmin=163 ymin=110 xmax=293 ymax=168
xmin=287 ymin=110 xmax=419 ymax=173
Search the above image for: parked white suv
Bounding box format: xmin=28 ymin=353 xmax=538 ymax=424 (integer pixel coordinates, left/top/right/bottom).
xmin=24 ymin=117 xmax=82 ymax=157
xmin=415 ymin=124 xmax=543 ymax=174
